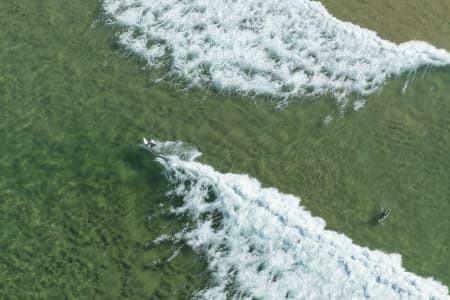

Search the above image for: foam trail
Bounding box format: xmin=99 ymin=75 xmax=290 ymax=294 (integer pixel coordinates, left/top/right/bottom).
xmin=144 ymin=139 xmax=449 ymax=299
xmin=103 ymin=0 xmax=450 ymax=106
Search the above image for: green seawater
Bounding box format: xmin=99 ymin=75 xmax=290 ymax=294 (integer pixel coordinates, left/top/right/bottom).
xmin=0 ymin=1 xmax=449 ymax=298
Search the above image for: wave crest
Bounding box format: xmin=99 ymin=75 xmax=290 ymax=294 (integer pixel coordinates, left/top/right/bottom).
xmin=145 ymin=140 xmax=449 ymax=299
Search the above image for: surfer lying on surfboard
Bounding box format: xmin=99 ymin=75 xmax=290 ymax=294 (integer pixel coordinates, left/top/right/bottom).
xmin=378 ymin=208 xmax=391 ymax=224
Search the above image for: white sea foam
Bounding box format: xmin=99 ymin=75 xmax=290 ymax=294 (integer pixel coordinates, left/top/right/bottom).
xmin=103 ymin=0 xmax=450 ymax=106
xmin=145 ymin=140 xmax=449 ymax=299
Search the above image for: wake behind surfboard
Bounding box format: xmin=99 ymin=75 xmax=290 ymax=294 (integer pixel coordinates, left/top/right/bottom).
xmin=141 ymin=137 xmax=202 ymax=162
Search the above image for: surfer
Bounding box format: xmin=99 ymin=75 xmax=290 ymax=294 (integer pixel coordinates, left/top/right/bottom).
xmin=143 ymin=137 xmax=156 ymax=148
xmin=377 ymin=208 xmax=391 ymax=224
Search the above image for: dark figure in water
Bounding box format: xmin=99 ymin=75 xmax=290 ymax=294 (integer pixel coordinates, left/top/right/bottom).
xmin=378 ymin=208 xmax=391 ymax=224
xmin=143 ymin=138 xmax=156 ymax=148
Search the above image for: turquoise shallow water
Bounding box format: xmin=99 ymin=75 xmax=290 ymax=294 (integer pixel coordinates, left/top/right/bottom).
xmin=0 ymin=0 xmax=449 ymax=298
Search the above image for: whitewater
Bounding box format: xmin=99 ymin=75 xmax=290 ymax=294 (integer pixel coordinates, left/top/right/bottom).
xmin=104 ymin=0 xmax=450 ymax=106
xmin=143 ymin=139 xmax=449 ymax=299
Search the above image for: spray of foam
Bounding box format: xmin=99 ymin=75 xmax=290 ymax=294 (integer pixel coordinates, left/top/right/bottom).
xmin=103 ymin=0 xmax=450 ymax=106
xmin=144 ymin=139 xmax=449 ymax=299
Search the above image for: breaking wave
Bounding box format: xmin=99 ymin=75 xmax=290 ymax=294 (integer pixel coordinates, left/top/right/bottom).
xmin=144 ymin=139 xmax=449 ymax=299
xmin=103 ymin=0 xmax=450 ymax=106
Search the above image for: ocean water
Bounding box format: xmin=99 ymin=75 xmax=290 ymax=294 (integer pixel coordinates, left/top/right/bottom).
xmin=1 ymin=0 xmax=449 ymax=299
